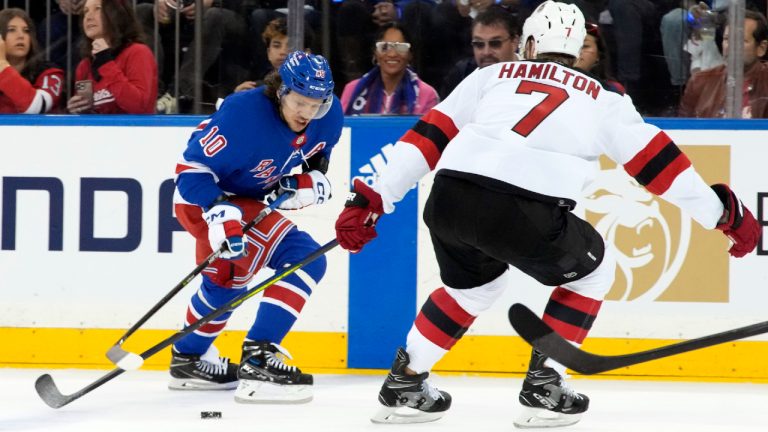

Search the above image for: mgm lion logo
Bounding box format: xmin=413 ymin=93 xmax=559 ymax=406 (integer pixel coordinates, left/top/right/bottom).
xmin=582 ymin=147 xmax=730 ymax=303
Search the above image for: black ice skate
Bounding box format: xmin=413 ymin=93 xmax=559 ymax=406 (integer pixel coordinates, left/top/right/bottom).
xmin=514 ymin=350 xmax=589 ymax=428
xmin=168 ymin=347 xmax=239 ymax=390
xmin=371 ymin=347 xmax=452 ymax=424
xmin=234 ymin=341 xmax=313 ymax=404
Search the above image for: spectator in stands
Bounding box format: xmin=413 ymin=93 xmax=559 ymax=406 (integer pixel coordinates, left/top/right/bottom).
xmin=575 ymin=22 xmax=624 ymax=93
xmin=334 ymin=0 xmax=439 ymax=91
xmin=67 ymin=0 xmax=157 ymax=114
xmin=248 ymin=0 xmax=320 ymax=83
xmin=660 ymin=1 xmax=724 ymax=114
xmin=683 ymin=2 xmax=725 ymax=75
xmin=0 ymin=8 xmax=64 ymax=113
xmin=441 ymin=7 xmax=519 ymax=98
xmin=233 ymin=17 xmax=314 ymax=93
xmin=136 ymin=0 xmax=248 ymax=114
xmin=606 ymin=0 xmax=678 ymax=115
xmin=37 ymin=0 xmax=85 ymax=72
xmin=457 ymin=0 xmax=500 ymax=18
xmin=340 ymin=22 xmax=438 ymax=115
xmin=679 ymin=9 xmax=768 ymax=118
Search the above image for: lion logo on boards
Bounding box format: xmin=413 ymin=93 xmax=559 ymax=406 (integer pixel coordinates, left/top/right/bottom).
xmin=583 ymin=147 xmax=729 ymax=303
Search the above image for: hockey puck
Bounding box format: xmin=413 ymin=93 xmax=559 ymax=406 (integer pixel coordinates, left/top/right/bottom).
xmin=200 ymin=411 xmax=222 ymax=419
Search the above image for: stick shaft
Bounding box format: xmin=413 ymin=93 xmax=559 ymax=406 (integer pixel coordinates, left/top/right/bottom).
xmin=110 ymin=194 xmax=288 ymax=347
xmin=37 ymin=238 xmax=337 ymax=408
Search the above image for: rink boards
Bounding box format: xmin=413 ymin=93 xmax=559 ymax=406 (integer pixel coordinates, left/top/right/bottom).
xmin=1 ymin=115 xmax=767 ymax=381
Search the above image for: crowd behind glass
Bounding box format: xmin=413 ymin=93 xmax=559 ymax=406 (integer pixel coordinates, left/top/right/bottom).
xmin=1 ymin=0 xmax=767 ymax=117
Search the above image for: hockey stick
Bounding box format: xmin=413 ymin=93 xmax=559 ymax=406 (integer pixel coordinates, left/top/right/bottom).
xmin=105 ymin=194 xmax=290 ymax=370
xmin=36 ymin=238 xmax=339 ymax=409
xmin=508 ymin=303 xmax=768 ymax=375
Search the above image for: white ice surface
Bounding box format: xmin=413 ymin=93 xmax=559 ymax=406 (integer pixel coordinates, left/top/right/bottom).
xmin=2 ymin=368 xmax=767 ymax=432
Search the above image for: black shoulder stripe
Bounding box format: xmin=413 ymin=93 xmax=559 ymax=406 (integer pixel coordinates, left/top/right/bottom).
xmin=412 ymin=120 xmax=450 ymax=153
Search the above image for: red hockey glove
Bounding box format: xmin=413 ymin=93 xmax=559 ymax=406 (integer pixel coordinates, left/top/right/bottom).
xmin=711 ymin=184 xmax=761 ymax=258
xmin=335 ymin=179 xmax=384 ymax=253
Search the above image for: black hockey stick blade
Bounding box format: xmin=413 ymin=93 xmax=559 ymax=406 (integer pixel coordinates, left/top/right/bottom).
xmin=508 ymin=303 xmax=768 ymax=375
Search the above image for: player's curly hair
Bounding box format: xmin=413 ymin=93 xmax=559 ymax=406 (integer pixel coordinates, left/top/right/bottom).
xmin=263 ymin=70 xmax=283 ymax=103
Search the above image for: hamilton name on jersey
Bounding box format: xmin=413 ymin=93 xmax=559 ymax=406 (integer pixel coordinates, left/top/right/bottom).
xmin=497 ymin=61 xmax=601 ymax=100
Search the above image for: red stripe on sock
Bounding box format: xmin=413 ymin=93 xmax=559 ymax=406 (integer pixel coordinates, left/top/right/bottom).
xmin=542 ymin=315 xmax=590 ymax=344
xmin=415 ymin=313 xmax=457 ymax=350
xmin=431 ymin=288 xmax=476 ymax=327
xmin=263 ymin=284 xmax=307 ymax=313
xmin=550 ymin=287 xmax=603 ymax=316
xmin=185 ymin=308 xmax=227 ymax=335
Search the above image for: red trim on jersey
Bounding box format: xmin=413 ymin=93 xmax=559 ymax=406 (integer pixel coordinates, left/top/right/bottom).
xmin=541 ymin=315 xmax=590 ymax=344
xmin=431 ymin=287 xmax=475 ymax=326
xmin=424 ymin=109 xmax=459 ymax=139
xmin=644 ymin=155 xmax=692 ymax=195
xmin=175 ymin=163 xmax=195 ymax=174
xmin=623 ymin=131 xmax=691 ymax=195
xmin=186 ymin=307 xmax=227 ymax=334
xmin=263 ymin=284 xmax=307 ymax=313
xmin=0 ymin=65 xmax=64 ymax=113
xmin=624 ymin=132 xmax=672 ymax=176
xmin=549 ymin=286 xmax=602 ymax=316
xmin=401 ymin=109 xmax=459 ymax=169
xmin=401 ymin=129 xmax=440 ymax=168
xmin=414 ymin=313 xmax=457 ymax=350
xmin=195 ymin=119 xmax=211 ymax=131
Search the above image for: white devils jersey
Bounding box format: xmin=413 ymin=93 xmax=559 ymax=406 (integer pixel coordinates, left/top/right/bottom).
xmin=374 ymin=60 xmax=723 ymax=229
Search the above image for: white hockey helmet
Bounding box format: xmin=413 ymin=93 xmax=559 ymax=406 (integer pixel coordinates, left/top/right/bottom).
xmin=520 ymin=1 xmax=586 ymax=59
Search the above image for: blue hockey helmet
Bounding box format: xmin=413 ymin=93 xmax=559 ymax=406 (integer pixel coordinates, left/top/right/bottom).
xmin=279 ymin=51 xmax=334 ymax=118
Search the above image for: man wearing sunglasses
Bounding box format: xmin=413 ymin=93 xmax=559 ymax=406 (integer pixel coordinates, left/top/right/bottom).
xmin=441 ymin=7 xmax=520 ymax=98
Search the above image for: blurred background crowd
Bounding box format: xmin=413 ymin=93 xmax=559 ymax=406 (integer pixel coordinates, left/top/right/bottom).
xmin=1 ymin=0 xmax=767 ymax=117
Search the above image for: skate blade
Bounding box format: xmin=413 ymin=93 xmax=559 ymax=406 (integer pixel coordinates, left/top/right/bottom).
xmin=370 ymin=405 xmax=446 ymax=424
xmin=168 ymin=378 xmax=238 ymax=391
xmin=513 ymin=407 xmax=582 ymax=429
xmin=234 ymin=380 xmax=313 ymax=404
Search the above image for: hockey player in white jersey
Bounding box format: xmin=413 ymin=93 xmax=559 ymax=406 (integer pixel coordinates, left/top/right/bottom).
xmin=334 ymin=1 xmax=761 ymax=428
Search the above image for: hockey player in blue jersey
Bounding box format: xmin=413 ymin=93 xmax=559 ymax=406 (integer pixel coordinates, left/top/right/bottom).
xmin=169 ymin=51 xmax=343 ymax=404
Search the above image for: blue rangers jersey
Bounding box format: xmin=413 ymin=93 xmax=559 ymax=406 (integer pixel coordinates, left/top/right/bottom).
xmin=174 ymin=87 xmax=344 ymax=208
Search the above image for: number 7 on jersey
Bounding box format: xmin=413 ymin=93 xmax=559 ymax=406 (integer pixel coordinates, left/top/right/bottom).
xmin=512 ymin=80 xmax=570 ymax=137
